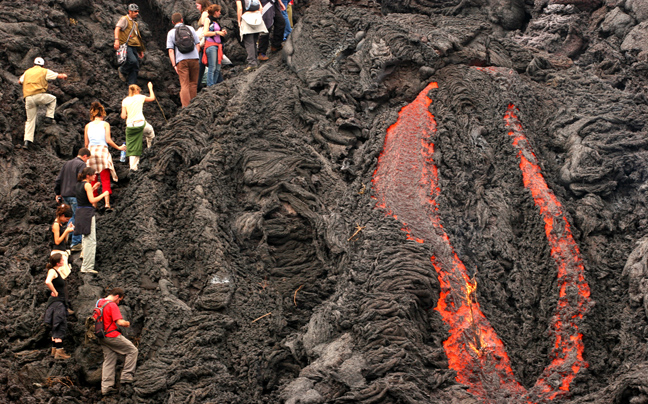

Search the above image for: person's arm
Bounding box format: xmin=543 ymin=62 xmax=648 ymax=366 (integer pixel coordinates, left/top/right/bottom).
xmin=52 ymin=222 xmax=74 ymax=245
xmin=203 ymin=18 xmax=215 ymax=37
xmin=121 ymin=105 xmax=127 ymax=120
xmin=279 ymin=1 xmax=286 ymax=11
xmin=84 ymin=123 xmax=89 ymax=148
xmin=85 ymin=182 xmax=108 ymax=204
xmin=45 ymin=269 xmax=58 ymax=297
xmin=18 ymin=73 xmax=25 ymax=84
xmin=105 ymin=123 xmax=124 ymax=150
xmin=237 ymin=1 xmax=243 ymax=25
xmin=114 ymin=25 xmax=122 ymax=50
xmin=116 ymin=319 xmax=131 ymax=327
xmin=144 ymin=82 xmax=156 ymax=102
xmin=168 ymin=48 xmax=177 ymax=72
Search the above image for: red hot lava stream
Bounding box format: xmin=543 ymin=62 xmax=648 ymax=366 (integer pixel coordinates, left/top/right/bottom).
xmin=371 ymin=83 xmax=592 ymax=403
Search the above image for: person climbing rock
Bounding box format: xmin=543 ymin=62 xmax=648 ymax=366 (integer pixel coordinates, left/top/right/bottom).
xmin=96 ymin=288 xmax=138 ymax=396
xmin=114 ymin=4 xmax=146 ymax=85
xmin=257 ymin=0 xmax=286 ymax=61
xmin=84 ymin=102 xmax=125 ymax=212
xmin=51 ymin=204 xmax=74 ymax=281
xmin=121 ymin=83 xmax=156 ymax=171
xmin=166 ymin=13 xmax=201 ymax=107
xmin=202 ymin=5 xmax=227 ymax=87
xmin=195 ymin=0 xmax=212 ymax=91
xmin=74 ymin=167 xmax=109 ymax=274
xmin=43 ymin=253 xmax=72 ymax=360
xmin=18 ymin=57 xmax=68 ymax=150
xmin=237 ymin=0 xmax=266 ymax=71
xmin=54 ymin=148 xmax=91 ymax=253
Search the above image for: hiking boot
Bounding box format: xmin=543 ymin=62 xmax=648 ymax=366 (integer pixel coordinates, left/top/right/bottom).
xmin=244 ymin=65 xmax=257 ymax=73
xmin=120 ymin=379 xmax=133 ymax=385
xmin=67 ymin=308 xmax=75 ymax=315
xmin=43 ymin=117 xmax=55 ymax=124
xmin=80 ymin=269 xmax=98 ymax=274
xmin=271 ymin=45 xmax=283 ymax=52
xmin=22 ymin=140 xmax=35 ymax=150
xmin=257 ymin=53 xmax=269 ymax=61
xmin=118 ymin=70 xmax=127 ymax=82
xmin=54 ymin=348 xmax=71 ymax=360
xmin=102 ymin=387 xmax=118 ymax=396
xmin=70 ymin=244 xmax=82 ymax=252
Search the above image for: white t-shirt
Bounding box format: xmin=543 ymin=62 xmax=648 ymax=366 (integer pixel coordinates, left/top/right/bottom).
xmin=121 ymin=94 xmax=146 ymax=126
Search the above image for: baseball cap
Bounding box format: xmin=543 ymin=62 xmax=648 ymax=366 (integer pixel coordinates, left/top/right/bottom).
xmin=34 ymin=57 xmax=44 ymax=66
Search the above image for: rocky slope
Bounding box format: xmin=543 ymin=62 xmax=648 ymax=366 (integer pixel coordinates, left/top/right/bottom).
xmin=2 ymin=0 xmax=648 ymax=403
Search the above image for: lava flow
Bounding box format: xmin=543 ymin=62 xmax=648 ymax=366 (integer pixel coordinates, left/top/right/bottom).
xmin=504 ymin=105 xmax=592 ymax=401
xmin=371 ymin=84 xmax=592 ymax=403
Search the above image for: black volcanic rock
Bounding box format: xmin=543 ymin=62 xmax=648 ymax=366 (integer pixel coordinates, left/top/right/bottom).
xmin=2 ymin=0 xmax=648 ymax=403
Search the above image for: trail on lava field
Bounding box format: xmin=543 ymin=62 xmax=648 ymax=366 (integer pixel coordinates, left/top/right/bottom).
xmin=372 ymin=82 xmax=592 ymax=403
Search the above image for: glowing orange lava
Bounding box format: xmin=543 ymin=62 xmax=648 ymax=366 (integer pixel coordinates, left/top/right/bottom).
xmin=371 ymin=83 xmax=592 ymax=403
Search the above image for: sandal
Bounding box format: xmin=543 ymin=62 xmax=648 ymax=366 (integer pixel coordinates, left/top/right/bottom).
xmin=105 ymin=207 xmax=114 ymax=213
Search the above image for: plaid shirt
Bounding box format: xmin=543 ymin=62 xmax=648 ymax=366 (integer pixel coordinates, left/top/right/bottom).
xmin=87 ymin=145 xmax=118 ymax=181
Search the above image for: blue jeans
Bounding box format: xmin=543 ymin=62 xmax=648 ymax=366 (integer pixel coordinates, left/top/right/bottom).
xmin=62 ymin=196 xmax=82 ymax=246
xmin=120 ymin=46 xmax=139 ymax=85
xmin=205 ymin=45 xmax=222 ymax=87
xmin=281 ymin=0 xmax=292 ymax=40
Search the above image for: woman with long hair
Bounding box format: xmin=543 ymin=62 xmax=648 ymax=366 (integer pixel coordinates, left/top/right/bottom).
xmin=203 ymin=4 xmax=227 ymax=86
xmin=84 ymin=101 xmax=126 ymax=212
xmin=51 ymin=203 xmax=74 ymax=280
xmin=121 ymin=82 xmax=155 ymax=171
xmin=44 ymin=253 xmax=71 ymax=359
xmin=74 ymin=167 xmax=109 ymax=274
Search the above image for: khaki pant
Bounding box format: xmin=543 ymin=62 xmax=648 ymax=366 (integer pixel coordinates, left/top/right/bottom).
xmin=100 ymin=334 xmax=138 ymax=393
xmin=176 ymin=59 xmax=199 ymax=107
xmin=24 ymin=93 xmax=56 ymax=142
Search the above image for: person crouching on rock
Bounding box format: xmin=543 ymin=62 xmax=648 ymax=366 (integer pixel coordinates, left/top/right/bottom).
xmin=44 ymin=253 xmax=72 ymax=360
xmin=51 ymin=203 xmax=74 ymax=281
xmin=85 ymin=102 xmax=125 ymax=213
xmin=96 ymin=288 xmax=138 ymax=396
xmin=121 ymin=83 xmax=156 ymax=171
xmin=74 ymin=167 xmax=109 ymax=274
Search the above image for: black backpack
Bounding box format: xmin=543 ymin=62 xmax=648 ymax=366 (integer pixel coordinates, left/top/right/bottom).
xmin=85 ymin=300 xmax=111 ymax=342
xmin=174 ymin=24 xmax=195 ymax=54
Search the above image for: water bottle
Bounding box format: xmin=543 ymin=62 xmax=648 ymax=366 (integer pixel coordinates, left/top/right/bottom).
xmin=120 ymin=143 xmax=126 ymax=162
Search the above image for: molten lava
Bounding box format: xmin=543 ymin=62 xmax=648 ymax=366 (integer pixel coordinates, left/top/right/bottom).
xmin=504 ymin=105 xmax=592 ymax=401
xmin=371 ymin=83 xmax=592 ymax=403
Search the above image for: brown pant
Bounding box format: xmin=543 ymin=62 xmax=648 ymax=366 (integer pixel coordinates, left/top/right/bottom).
xmin=176 ymin=59 xmax=199 ymax=107
xmin=100 ymin=334 xmax=138 ymax=393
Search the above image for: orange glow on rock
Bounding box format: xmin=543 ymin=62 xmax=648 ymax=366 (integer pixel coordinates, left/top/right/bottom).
xmin=372 ymin=84 xmax=592 ymax=403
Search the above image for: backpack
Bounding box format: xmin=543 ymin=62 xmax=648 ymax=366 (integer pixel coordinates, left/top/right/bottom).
xmin=244 ymin=0 xmax=260 ymax=11
xmin=174 ymin=24 xmax=195 ymax=54
xmin=84 ymin=300 xmax=111 ymax=343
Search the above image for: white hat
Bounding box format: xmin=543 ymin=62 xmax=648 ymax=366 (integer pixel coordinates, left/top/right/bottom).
xmin=34 ymin=57 xmax=45 ymax=66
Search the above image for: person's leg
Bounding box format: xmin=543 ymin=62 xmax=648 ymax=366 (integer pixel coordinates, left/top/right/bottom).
xmin=122 ymin=46 xmax=140 ymax=85
xmin=115 ymin=335 xmax=139 ymax=382
xmin=100 ymin=343 xmax=119 ymax=393
xmin=176 ymin=60 xmax=191 ymax=107
xmin=258 ymin=33 xmax=270 ymax=57
xmin=188 ymin=59 xmax=199 ymax=102
xmin=100 ymin=169 xmax=111 ymax=207
xmin=206 ymin=46 xmax=217 ymax=86
xmin=24 ymin=96 xmax=37 ymax=143
xmin=270 ymin=7 xmax=286 ymax=50
xmin=43 ymin=93 xmax=57 ymax=119
xmin=129 ymin=155 xmax=140 ymax=171
xmin=243 ymin=34 xmax=259 ymax=67
xmin=282 ymin=9 xmax=291 ymax=40
xmin=62 ymin=197 xmax=81 ymax=247
xmin=197 ymin=52 xmax=205 ymax=92
xmin=80 ymin=216 xmax=96 ymax=273
xmin=143 ymin=123 xmax=155 ymax=148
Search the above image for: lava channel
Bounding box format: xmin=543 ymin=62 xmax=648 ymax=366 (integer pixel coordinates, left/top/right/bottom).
xmin=504 ymin=105 xmax=592 ymax=401
xmin=371 ymin=84 xmax=592 ymax=403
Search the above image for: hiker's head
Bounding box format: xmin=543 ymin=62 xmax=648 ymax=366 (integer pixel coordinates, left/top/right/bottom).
xmin=77 ymin=167 xmax=97 ymax=182
xmin=89 ymin=102 xmax=106 ymax=120
xmin=196 ymin=0 xmax=211 ymax=11
xmin=207 ymin=4 xmax=221 ymax=17
xmin=128 ymin=84 xmax=141 ymax=97
xmin=47 ymin=253 xmax=63 ymax=269
xmin=78 ymin=147 xmax=91 ymax=162
xmin=109 ymin=287 xmax=126 ymax=303
xmin=172 ymin=13 xmax=183 ymax=24
xmin=128 ymin=3 xmax=139 ymax=18
xmin=34 ymin=57 xmax=45 ymax=66
xmin=56 ymin=204 xmax=73 ymax=221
